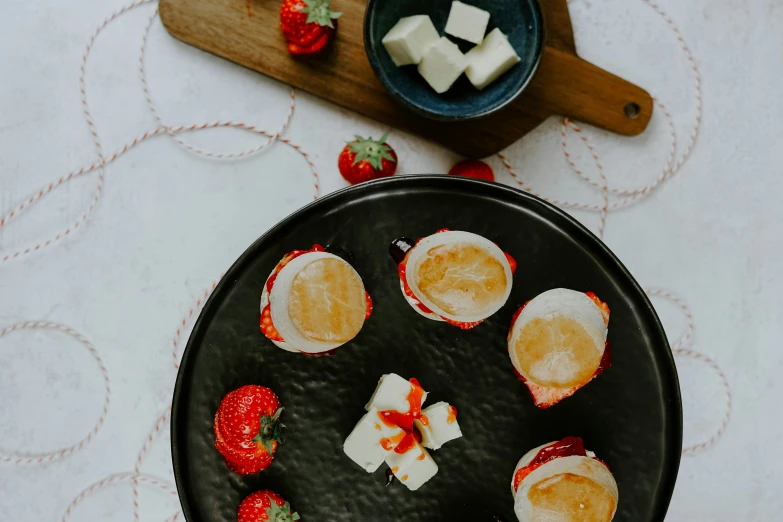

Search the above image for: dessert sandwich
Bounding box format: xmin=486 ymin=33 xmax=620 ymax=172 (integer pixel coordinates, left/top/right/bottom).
xmin=260 ymin=245 xmax=372 ymax=355
xmin=508 ymin=288 xmax=611 ymax=408
xmin=511 ymin=437 xmax=618 ymax=522
xmin=390 ymin=229 xmax=516 ymax=329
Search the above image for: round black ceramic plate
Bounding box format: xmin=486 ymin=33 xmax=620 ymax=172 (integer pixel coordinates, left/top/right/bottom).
xmin=171 ymin=176 xmax=681 ymax=522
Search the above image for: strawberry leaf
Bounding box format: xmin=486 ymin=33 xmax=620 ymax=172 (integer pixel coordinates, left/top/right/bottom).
xmin=347 ymin=134 xmax=396 ymax=171
xmin=252 ymin=407 xmax=284 ymax=455
xmin=300 ymin=0 xmax=342 ymax=28
xmin=265 ymin=499 xmax=300 ymax=522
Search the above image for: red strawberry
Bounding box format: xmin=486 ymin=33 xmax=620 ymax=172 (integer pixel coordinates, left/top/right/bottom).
xmin=238 ymin=490 xmax=300 ymax=522
xmin=338 ymin=134 xmax=398 ymax=185
xmin=280 ymin=0 xmax=341 ymax=54
xmin=287 ymin=31 xmax=332 ymax=56
xmin=448 ymin=159 xmax=495 ymax=182
xmin=214 ymin=385 xmax=284 ymax=474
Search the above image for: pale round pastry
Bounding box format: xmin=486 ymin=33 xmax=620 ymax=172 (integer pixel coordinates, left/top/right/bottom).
xmin=262 ymin=251 xmax=367 ymax=354
xmin=513 ymin=453 xmax=618 ymax=522
xmin=508 ymin=289 xmax=607 ymax=389
xmin=404 ymin=231 xmax=513 ymax=323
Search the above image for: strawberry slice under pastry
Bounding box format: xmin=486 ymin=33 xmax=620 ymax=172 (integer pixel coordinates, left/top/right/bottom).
xmin=213 ymin=385 xmax=284 ymax=475
xmin=260 ymin=245 xmax=373 ymax=354
xmin=508 ymin=288 xmax=611 ymax=408
xmin=389 ymin=229 xmax=516 ymax=329
xmin=511 ymin=437 xmax=618 ymax=522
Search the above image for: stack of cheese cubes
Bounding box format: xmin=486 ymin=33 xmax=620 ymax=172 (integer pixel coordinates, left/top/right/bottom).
xmin=343 ymin=373 xmax=463 ymax=491
xmin=381 ymin=1 xmax=521 ymax=94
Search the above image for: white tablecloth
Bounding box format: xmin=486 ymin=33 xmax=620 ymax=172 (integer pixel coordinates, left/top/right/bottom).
xmin=1 ymin=0 xmax=780 ymax=520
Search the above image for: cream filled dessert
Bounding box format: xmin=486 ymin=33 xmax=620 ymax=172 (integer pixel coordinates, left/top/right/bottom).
xmin=390 ymin=229 xmax=516 ymax=329
xmin=508 ymin=289 xmax=611 ymax=408
xmin=260 ymin=245 xmax=372 ymax=354
xmin=511 ymin=437 xmax=618 ymax=522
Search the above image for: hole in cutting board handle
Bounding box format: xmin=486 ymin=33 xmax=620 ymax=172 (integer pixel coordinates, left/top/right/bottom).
xmin=624 ymin=102 xmax=641 ymax=119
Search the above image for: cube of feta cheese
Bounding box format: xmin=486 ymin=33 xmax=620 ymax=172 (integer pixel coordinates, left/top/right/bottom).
xmin=382 ymin=15 xmax=440 ymax=67
xmin=385 ymin=441 xmax=439 ymax=491
xmin=365 ymin=373 xmax=427 ymax=413
xmin=444 ymin=1 xmax=491 ymax=44
xmin=413 ymin=401 xmax=463 ymax=450
xmin=343 ymin=408 xmax=406 ymax=473
xmin=417 ymin=37 xmax=467 ymax=94
xmin=465 ymin=28 xmax=521 ymax=90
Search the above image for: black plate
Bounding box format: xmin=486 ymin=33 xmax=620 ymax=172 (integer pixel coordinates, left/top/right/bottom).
xmin=171 ymin=176 xmax=682 ymax=522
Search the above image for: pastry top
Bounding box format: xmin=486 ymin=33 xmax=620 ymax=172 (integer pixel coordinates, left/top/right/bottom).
xmin=270 ymin=252 xmax=366 ymax=352
xmin=514 ymin=454 xmax=618 ymax=522
xmin=509 ymin=289 xmax=608 ymax=389
xmin=288 ymin=257 xmax=366 ymax=343
xmin=406 ymin=231 xmax=513 ymax=322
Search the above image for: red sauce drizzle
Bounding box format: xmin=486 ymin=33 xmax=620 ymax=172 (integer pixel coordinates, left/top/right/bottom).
xmin=512 ymin=436 xmax=587 ymax=492
xmin=380 ymin=431 xmax=407 ymax=451
xmin=396 ymin=228 xmax=515 ymax=329
xmin=447 ymin=405 xmax=458 ymax=424
xmin=378 ymin=378 xmax=427 ymax=455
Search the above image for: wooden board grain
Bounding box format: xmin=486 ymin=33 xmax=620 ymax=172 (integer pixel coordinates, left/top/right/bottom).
xmin=159 ymin=0 xmax=652 ymax=157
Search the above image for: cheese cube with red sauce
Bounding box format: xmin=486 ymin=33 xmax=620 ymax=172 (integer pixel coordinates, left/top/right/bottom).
xmin=414 ymin=401 xmax=463 ymax=450
xmin=365 ymin=373 xmax=428 ymax=415
xmin=384 ymin=440 xmax=438 ymax=491
xmin=343 ymin=408 xmax=405 ymax=473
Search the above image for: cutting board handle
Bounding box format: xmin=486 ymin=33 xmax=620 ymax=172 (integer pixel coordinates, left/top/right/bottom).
xmin=526 ymin=46 xmax=654 ymax=136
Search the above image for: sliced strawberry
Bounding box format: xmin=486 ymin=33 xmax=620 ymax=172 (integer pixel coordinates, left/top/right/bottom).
xmin=260 ymin=304 xmax=285 ymax=342
xmin=365 ymin=291 xmax=373 ymax=320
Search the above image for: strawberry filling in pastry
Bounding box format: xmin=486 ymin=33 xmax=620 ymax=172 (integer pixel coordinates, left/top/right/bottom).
xmin=260 ymin=244 xmax=373 ymax=353
xmin=509 ymin=291 xmax=611 ymax=408
xmin=512 ymin=436 xmax=610 ymax=494
xmin=395 ymin=228 xmax=516 ymax=330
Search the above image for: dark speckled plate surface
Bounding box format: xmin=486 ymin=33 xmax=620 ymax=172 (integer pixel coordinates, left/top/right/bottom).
xmin=364 ymin=0 xmax=544 ymax=120
xmin=171 ymin=176 xmax=681 ymax=522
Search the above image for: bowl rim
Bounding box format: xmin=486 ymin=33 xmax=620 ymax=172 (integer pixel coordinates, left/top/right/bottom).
xmin=363 ymin=0 xmax=546 ymax=121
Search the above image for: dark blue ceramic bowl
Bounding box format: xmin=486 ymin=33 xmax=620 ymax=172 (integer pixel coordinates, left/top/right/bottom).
xmin=364 ymin=0 xmax=545 ymax=121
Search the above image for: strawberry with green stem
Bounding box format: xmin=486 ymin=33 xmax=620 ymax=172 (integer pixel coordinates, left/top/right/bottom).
xmin=238 ymin=490 xmax=300 ymax=522
xmin=214 ymin=385 xmax=285 ymax=475
xmin=338 ymin=133 xmax=398 ymax=185
xmin=280 ymin=0 xmax=341 ymax=56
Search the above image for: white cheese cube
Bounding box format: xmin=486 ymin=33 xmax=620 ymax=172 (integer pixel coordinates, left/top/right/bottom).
xmin=417 ymin=37 xmax=467 ymax=94
xmin=382 ymin=15 xmax=440 ymax=67
xmin=465 ymin=28 xmax=521 ymax=90
xmin=343 ymin=408 xmax=406 ymax=473
xmin=365 ymin=373 xmax=428 ymax=413
xmin=414 ymin=401 xmax=463 ymax=450
xmin=385 ymin=441 xmax=439 ymax=491
xmin=444 ymin=1 xmax=490 ymax=44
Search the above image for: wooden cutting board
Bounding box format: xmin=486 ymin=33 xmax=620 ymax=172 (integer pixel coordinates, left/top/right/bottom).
xmin=160 ymin=0 xmax=653 ymax=157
